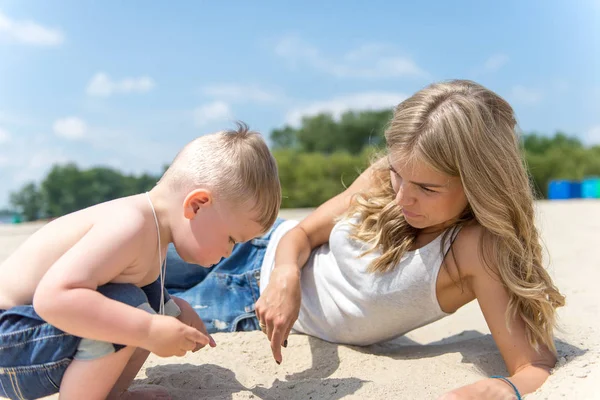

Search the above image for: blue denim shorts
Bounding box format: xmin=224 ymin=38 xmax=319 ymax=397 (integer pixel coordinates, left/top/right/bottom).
xmin=165 ymin=218 xmax=285 ymax=333
xmin=0 ymin=280 xmax=179 ymax=400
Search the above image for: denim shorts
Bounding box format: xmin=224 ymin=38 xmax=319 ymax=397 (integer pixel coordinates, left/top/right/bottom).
xmin=0 ymin=280 xmax=180 ymax=400
xmin=165 ymin=218 xmax=285 ymax=333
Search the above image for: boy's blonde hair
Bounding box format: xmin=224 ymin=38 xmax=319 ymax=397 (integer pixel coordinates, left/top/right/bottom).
xmin=160 ymin=122 xmax=281 ymax=231
xmin=349 ymin=80 xmax=565 ymax=354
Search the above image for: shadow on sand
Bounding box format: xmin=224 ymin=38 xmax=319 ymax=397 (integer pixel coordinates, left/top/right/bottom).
xmin=134 ymin=331 xmax=585 ymax=399
xmin=135 ymin=362 xmax=366 ymax=400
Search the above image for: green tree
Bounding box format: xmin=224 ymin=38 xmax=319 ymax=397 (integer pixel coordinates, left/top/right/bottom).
xmin=523 ymin=132 xmax=596 ymax=197
xmin=271 ymin=109 xmax=392 ymax=154
xmin=41 ymin=163 xmax=86 ymax=217
xmin=270 ymin=126 xmax=297 ymax=149
xmin=274 ymin=149 xmax=371 ymax=208
xmin=9 ymin=182 xmax=43 ymax=221
xmin=522 ymin=131 xmax=582 ymax=155
xmin=38 ymin=163 xmax=160 ymax=218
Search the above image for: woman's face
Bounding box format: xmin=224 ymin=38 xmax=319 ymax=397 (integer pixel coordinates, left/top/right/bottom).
xmin=388 ymin=156 xmax=469 ymax=232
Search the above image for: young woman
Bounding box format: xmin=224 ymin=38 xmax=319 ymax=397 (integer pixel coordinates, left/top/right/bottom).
xmin=166 ymin=80 xmax=565 ymax=398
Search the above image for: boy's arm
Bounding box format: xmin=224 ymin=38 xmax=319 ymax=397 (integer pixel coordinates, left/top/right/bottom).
xmin=33 ymin=209 xmax=157 ymax=348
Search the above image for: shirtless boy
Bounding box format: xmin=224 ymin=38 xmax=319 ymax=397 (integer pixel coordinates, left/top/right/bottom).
xmin=0 ymin=123 xmax=281 ymax=400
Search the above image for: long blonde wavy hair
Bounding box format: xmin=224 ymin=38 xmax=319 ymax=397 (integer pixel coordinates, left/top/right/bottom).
xmin=348 ymin=79 xmax=565 ymax=353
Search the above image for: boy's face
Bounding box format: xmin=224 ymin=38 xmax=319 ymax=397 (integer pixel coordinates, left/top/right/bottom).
xmin=175 ymin=191 xmax=264 ymax=267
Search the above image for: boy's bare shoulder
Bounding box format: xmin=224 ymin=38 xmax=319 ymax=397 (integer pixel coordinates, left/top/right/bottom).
xmin=94 ymin=195 xmax=149 ymax=230
xmin=34 ymin=196 xmax=152 ymax=268
xmin=49 ymin=195 xmax=149 ymax=237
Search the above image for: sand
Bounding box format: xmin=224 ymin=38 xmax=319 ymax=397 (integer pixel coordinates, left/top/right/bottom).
xmin=1 ymin=202 xmax=598 ymax=399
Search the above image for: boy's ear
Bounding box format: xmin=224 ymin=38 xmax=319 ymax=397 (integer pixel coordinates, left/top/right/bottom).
xmin=182 ymin=189 xmax=213 ymax=219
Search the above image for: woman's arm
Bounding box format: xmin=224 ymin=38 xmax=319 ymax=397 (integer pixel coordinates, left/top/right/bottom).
xmin=255 ymin=159 xmax=384 ymax=363
xmin=276 ymin=158 xmax=384 ymax=270
xmin=440 ymin=225 xmax=556 ymax=399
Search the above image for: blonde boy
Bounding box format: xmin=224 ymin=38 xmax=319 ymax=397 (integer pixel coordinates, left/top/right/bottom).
xmin=0 ymin=123 xmax=281 ymax=400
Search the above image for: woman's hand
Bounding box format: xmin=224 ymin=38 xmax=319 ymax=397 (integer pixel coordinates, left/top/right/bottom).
xmin=173 ymin=296 xmax=217 ymax=351
xmin=437 ymin=378 xmax=518 ymax=400
xmin=255 ymin=263 xmax=302 ymax=364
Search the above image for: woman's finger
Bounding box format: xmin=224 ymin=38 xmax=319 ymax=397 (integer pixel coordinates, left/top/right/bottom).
xmin=270 ymin=325 xmax=284 ymax=364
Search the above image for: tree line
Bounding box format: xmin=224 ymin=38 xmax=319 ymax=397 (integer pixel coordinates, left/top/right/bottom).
xmin=9 ymin=110 xmax=600 ymax=221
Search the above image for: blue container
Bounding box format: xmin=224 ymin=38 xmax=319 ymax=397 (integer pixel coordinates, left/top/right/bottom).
xmin=570 ymin=181 xmax=582 ymax=198
xmin=548 ymin=180 xmax=572 ymax=200
xmin=582 ymin=178 xmax=600 ymax=199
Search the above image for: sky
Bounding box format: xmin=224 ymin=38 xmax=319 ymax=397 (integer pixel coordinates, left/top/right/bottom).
xmin=0 ymin=0 xmax=599 ymax=208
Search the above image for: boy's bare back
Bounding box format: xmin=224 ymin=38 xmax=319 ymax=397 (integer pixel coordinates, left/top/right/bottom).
xmin=0 ymin=194 xmax=162 ymax=311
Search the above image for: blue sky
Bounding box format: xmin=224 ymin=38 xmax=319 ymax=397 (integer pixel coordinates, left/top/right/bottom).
xmin=0 ymin=0 xmax=599 ymax=208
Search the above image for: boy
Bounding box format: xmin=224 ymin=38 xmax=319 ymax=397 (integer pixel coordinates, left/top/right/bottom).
xmin=0 ymin=123 xmax=281 ymax=400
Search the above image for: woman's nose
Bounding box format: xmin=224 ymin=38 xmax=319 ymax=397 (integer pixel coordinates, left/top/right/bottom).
xmin=395 ymin=183 xmax=416 ymax=206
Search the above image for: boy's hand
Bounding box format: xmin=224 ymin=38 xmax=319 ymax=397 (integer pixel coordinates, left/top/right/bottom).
xmin=144 ymin=314 xmax=212 ymax=357
xmin=173 ymin=296 xmax=217 ymax=351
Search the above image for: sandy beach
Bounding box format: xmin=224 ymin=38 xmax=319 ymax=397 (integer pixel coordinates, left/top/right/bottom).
xmin=1 ymin=202 xmax=598 ymax=399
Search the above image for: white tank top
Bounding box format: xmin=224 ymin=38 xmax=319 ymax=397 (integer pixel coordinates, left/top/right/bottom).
xmin=260 ymin=217 xmax=455 ymax=345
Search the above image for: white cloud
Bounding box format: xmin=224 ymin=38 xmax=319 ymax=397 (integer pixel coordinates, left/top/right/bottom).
xmin=0 ymin=9 xmax=63 ymax=46
xmin=202 ymin=84 xmax=280 ymax=103
xmin=275 ymin=36 xmax=426 ymax=79
xmin=0 ymin=127 xmax=10 ymax=143
xmin=510 ymin=85 xmax=542 ymax=105
xmin=193 ymin=101 xmax=233 ymax=127
xmin=53 ymin=117 xmax=87 ymax=140
xmin=585 ymin=125 xmax=600 ymax=146
xmin=26 ymin=148 xmax=69 ymax=170
xmin=86 ymin=72 xmax=155 ymax=97
xmin=483 ymin=53 xmax=509 ymax=72
xmin=285 ymin=92 xmax=407 ymax=127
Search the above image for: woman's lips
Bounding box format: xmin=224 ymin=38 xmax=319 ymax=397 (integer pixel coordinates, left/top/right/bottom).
xmin=402 ymin=209 xmax=420 ymax=218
